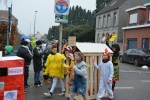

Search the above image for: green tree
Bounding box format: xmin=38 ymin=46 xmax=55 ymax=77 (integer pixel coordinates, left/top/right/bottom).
xmin=63 ymin=25 xmax=95 ymax=42
xmin=67 ymin=6 xmax=95 ymax=26
xmin=47 ymin=28 xmax=52 ymax=40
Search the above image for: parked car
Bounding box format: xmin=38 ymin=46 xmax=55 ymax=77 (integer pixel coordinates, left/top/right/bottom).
xmin=119 ymin=49 xmax=150 ymax=66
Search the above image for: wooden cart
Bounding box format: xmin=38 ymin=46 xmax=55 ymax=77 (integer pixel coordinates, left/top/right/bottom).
xmin=65 ymin=43 xmax=113 ymax=100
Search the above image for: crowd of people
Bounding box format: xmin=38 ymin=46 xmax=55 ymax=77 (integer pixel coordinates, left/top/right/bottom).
xmin=2 ymin=35 xmax=120 ymax=100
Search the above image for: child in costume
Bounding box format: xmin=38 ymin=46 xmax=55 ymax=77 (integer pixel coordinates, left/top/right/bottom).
xmin=92 ymin=49 xmax=114 ymax=100
xmin=111 ymin=44 xmax=120 ymax=92
xmin=44 ymin=44 xmax=66 ymax=97
xmin=70 ymin=52 xmax=87 ymax=100
xmin=65 ymin=46 xmax=76 ymax=86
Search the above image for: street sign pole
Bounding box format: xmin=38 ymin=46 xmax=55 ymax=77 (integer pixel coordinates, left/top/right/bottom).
xmin=59 ymin=23 xmax=63 ymax=53
xmin=54 ymin=0 xmax=70 ymax=53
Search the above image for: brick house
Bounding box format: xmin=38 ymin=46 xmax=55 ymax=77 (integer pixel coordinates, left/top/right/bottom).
xmin=95 ymin=0 xmax=144 ymax=52
xmin=122 ymin=2 xmax=150 ymax=52
xmin=0 ymin=10 xmax=18 ymax=25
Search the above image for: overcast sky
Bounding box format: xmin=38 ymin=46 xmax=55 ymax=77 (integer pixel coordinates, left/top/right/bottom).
xmin=0 ymin=0 xmax=96 ymax=36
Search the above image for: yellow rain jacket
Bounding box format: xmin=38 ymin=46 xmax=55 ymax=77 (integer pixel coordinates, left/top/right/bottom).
xmin=31 ymin=37 xmax=36 ymax=49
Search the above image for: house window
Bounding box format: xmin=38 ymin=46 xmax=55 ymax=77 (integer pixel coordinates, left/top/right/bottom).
xmin=102 ymin=33 xmax=105 ymax=38
xmin=97 ymin=33 xmax=100 ymax=43
xmin=142 ymin=38 xmax=149 ymax=49
xmin=129 ymin=12 xmax=137 ymax=24
xmin=103 ymin=16 xmax=106 ymax=27
xmin=98 ymin=17 xmax=101 ymax=28
xmin=101 ymin=33 xmax=105 ymax=43
xmin=113 ymin=13 xmax=117 ymax=26
xmin=107 ymin=15 xmax=111 ymax=27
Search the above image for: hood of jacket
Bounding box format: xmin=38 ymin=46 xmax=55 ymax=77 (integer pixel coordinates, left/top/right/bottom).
xmin=5 ymin=45 xmax=14 ymax=54
xmin=31 ymin=37 xmax=36 ymax=48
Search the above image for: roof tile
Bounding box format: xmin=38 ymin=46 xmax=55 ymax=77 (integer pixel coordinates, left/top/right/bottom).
xmin=97 ymin=0 xmax=128 ymax=15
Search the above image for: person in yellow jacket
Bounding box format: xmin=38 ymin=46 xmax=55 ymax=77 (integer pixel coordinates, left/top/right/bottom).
xmin=44 ymin=44 xmax=66 ymax=97
xmin=31 ymin=37 xmax=36 ymax=49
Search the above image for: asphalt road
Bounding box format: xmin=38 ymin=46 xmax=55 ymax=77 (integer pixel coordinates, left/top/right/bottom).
xmin=25 ymin=62 xmax=150 ymax=100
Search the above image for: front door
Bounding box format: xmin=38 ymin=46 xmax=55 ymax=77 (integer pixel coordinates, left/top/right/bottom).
xmin=127 ymin=39 xmax=137 ymax=50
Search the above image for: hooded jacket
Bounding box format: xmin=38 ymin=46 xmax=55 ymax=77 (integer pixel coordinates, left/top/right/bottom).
xmin=4 ymin=45 xmax=16 ymax=56
xmin=17 ymin=46 xmax=33 ymax=66
xmin=31 ymin=37 xmax=36 ymax=49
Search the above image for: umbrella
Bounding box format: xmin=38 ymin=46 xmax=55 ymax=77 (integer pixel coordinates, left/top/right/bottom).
xmin=21 ymin=35 xmax=29 ymax=39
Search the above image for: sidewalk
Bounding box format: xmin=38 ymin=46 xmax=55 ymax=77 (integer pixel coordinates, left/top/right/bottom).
xmin=25 ymin=62 xmax=69 ymax=100
xmin=25 ymin=62 xmax=107 ymax=100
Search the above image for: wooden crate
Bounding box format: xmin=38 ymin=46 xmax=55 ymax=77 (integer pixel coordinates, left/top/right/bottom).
xmin=65 ymin=43 xmax=113 ymax=100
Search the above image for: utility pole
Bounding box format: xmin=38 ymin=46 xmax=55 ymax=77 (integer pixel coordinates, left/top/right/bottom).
xmin=30 ymin=23 xmax=32 ymax=36
xmin=59 ymin=23 xmax=63 ymax=53
xmin=6 ymin=7 xmax=11 ymax=45
xmin=34 ymin=11 xmax=38 ymax=37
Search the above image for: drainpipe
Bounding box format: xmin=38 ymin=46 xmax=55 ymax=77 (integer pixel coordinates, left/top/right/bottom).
xmin=123 ymin=30 xmax=125 ymax=53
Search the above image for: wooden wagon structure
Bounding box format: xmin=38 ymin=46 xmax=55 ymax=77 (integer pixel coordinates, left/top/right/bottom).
xmin=65 ymin=42 xmax=113 ymax=100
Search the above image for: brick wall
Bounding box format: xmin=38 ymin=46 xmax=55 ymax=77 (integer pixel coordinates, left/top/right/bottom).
xmin=124 ymin=27 xmax=150 ymax=51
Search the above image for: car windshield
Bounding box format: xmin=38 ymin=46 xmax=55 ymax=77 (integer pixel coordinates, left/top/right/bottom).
xmin=125 ymin=49 xmax=132 ymax=54
xmin=141 ymin=49 xmax=150 ymax=54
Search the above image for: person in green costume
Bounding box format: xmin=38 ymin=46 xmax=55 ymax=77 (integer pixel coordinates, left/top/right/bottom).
xmin=31 ymin=37 xmax=36 ymax=49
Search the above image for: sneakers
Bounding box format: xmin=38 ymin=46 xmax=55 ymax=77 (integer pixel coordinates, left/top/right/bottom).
xmin=34 ymin=81 xmax=42 ymax=86
xmin=38 ymin=81 xmax=43 ymax=86
xmin=25 ymin=84 xmax=30 ymax=88
xmin=59 ymin=91 xmax=65 ymax=96
xmin=34 ymin=82 xmax=40 ymax=86
xmin=107 ymin=98 xmax=114 ymax=100
xmin=44 ymin=92 xmax=52 ymax=97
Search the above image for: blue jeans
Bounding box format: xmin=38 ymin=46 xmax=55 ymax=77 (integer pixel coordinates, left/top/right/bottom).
xmin=72 ymin=72 xmax=86 ymax=95
xmin=34 ymin=71 xmax=40 ymax=83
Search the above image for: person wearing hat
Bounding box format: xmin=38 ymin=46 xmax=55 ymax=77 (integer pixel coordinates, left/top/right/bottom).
xmin=25 ymin=39 xmax=32 ymax=52
xmin=17 ymin=40 xmax=33 ymax=93
xmin=4 ymin=45 xmax=16 ymax=56
xmin=92 ymin=49 xmax=114 ymax=100
xmin=33 ymin=40 xmax=43 ymax=86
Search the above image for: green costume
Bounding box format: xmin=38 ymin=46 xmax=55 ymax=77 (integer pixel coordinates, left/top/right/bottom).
xmin=31 ymin=37 xmax=36 ymax=49
xmin=112 ymin=44 xmax=120 ymax=81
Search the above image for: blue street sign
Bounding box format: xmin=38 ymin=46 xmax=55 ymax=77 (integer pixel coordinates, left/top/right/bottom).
xmin=54 ymin=0 xmax=70 ymax=15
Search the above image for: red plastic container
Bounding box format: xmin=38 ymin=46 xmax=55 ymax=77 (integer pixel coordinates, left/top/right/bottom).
xmin=0 ymin=56 xmax=24 ymax=100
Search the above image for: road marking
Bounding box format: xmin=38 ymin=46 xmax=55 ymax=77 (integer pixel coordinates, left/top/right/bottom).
xmin=115 ymin=87 xmax=134 ymax=89
xmin=120 ymin=69 xmax=150 ymax=74
xmin=141 ymin=80 xmax=150 ymax=82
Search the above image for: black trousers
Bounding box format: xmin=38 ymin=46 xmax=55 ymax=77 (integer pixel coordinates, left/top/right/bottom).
xmin=24 ymin=66 xmax=29 ymax=87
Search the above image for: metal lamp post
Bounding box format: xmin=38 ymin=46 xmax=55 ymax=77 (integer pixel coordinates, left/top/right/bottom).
xmin=34 ymin=11 xmax=38 ymax=37
xmin=30 ymin=23 xmax=32 ymax=36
